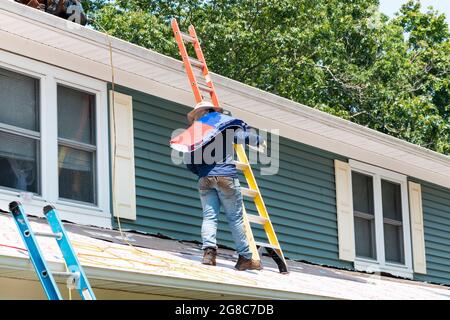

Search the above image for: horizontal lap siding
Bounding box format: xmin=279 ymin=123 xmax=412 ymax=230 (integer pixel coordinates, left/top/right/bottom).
xmin=119 ymin=87 xmax=202 ymax=244
xmin=111 ymin=85 xmax=352 ymax=269
xmin=411 ymin=180 xmax=450 ymax=285
xmin=239 ymin=137 xmax=351 ymax=268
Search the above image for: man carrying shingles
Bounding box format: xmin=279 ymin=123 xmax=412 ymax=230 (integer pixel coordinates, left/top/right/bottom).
xmin=183 ymin=101 xmax=266 ymax=271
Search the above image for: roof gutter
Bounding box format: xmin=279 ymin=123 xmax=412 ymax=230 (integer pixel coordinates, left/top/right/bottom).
xmin=0 ymin=254 xmax=337 ymax=300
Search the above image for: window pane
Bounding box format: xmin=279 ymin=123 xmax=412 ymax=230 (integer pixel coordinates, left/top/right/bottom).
xmin=58 ymin=146 xmax=94 ymax=203
xmin=57 ymin=85 xmax=95 ymax=144
xmin=381 ymin=180 xmax=402 ymax=221
xmin=384 ymin=224 xmax=404 ymax=264
xmin=354 ymin=216 xmax=377 ymax=259
xmin=352 ymin=172 xmax=374 ymax=215
xmin=382 ymin=180 xmax=404 ymax=264
xmin=0 ymin=68 xmax=39 ymax=131
xmin=352 ymin=172 xmax=376 ymax=259
xmin=0 ymin=131 xmax=38 ymax=193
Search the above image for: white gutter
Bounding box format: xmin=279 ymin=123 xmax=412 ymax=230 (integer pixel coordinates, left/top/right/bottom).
xmin=0 ymin=254 xmax=334 ymax=300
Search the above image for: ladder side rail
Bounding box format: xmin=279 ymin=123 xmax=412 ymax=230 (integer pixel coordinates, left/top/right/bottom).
xmin=43 ymin=205 xmax=96 ymax=300
xmin=234 ymin=144 xmax=267 ymax=261
xmin=241 ymin=206 xmax=260 ymax=261
xmin=171 ymin=19 xmax=203 ymax=103
xmin=8 ymin=202 xmax=62 ymax=300
xmin=234 ymin=144 xmax=288 ymax=269
xmin=188 ymin=25 xmax=220 ymax=108
xmin=235 ymin=144 xmax=275 ymax=224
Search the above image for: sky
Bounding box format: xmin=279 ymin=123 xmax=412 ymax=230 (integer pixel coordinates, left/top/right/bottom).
xmin=379 ymin=0 xmax=450 ymax=25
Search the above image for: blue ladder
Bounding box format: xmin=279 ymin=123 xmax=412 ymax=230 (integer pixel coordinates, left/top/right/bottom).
xmin=9 ymin=201 xmax=96 ymax=300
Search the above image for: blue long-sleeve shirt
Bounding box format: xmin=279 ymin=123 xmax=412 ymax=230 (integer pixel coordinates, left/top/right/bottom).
xmin=184 ymin=129 xmax=261 ymax=178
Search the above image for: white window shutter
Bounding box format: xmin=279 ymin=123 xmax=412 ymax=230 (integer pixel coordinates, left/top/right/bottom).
xmin=334 ymin=160 xmax=356 ymax=262
xmin=110 ymin=91 xmax=136 ymax=220
xmin=408 ymin=181 xmax=427 ymax=274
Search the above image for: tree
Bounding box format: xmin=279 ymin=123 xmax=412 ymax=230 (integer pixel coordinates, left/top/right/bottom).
xmin=83 ymin=0 xmax=450 ymax=154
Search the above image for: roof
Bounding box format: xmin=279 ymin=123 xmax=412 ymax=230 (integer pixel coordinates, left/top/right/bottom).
xmin=0 ymin=213 xmax=448 ymax=300
xmin=0 ymin=1 xmax=450 ymax=190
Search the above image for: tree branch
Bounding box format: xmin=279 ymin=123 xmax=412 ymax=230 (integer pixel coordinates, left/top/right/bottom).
xmin=312 ymin=63 xmax=367 ymax=92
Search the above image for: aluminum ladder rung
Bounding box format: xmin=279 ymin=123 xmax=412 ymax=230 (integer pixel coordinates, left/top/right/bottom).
xmin=241 ymin=187 xmax=259 ymax=198
xmin=234 ymin=161 xmax=249 ymax=170
xmin=196 ymin=77 xmax=209 ymax=88
xmin=247 ymin=214 xmax=269 ymax=225
xmin=180 ymin=32 xmax=196 ymax=43
xmin=189 ymin=57 xmax=205 ymax=69
xmin=255 ymin=241 xmax=280 ymax=250
xmin=52 ymin=271 xmax=80 ymax=278
xmin=182 ymin=63 xmax=207 ymax=85
xmin=52 ymin=271 xmax=81 ymax=290
xmin=198 ymin=83 xmax=213 ymax=93
xmin=34 ymin=231 xmax=62 ymax=240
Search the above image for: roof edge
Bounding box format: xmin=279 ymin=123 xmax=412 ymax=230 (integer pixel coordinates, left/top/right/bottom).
xmin=0 ymin=254 xmax=336 ymax=300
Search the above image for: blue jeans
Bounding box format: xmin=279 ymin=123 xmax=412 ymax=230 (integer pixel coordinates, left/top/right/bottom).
xmin=198 ymin=176 xmax=252 ymax=259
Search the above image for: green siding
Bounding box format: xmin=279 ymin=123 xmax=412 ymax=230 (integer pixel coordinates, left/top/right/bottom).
xmin=110 ymin=85 xmax=450 ymax=285
xmin=111 ymin=85 xmax=352 ymax=269
xmin=410 ymin=180 xmax=450 ymax=286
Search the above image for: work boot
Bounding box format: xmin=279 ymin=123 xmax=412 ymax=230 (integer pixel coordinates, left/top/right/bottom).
xmin=202 ymin=247 xmax=217 ymax=266
xmin=234 ymin=255 xmax=263 ymax=271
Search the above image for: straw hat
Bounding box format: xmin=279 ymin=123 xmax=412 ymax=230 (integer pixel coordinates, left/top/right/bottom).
xmin=187 ymin=101 xmax=223 ymax=123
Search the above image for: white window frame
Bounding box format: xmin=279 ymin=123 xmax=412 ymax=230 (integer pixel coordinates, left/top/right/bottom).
xmin=349 ymin=159 xmax=413 ymax=279
xmin=0 ymin=50 xmax=111 ymax=228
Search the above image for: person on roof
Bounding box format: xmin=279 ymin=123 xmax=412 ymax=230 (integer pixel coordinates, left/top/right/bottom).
xmin=14 ymin=0 xmax=87 ymax=25
xmin=184 ymin=101 xmax=266 ymax=271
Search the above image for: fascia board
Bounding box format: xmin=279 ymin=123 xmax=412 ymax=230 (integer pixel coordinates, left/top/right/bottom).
xmin=0 ymin=254 xmax=334 ymax=300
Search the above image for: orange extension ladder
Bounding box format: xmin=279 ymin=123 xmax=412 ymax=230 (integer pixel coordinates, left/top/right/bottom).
xmin=171 ymin=19 xmax=288 ymax=273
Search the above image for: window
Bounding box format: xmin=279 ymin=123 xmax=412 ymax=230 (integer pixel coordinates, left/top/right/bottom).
xmin=381 ymin=180 xmax=404 ymax=264
xmin=58 ymin=85 xmax=96 ymax=204
xmin=352 ymin=172 xmax=376 ymax=260
xmin=0 ymin=51 xmax=110 ymax=228
xmin=349 ymin=160 xmax=413 ymax=278
xmin=0 ymin=68 xmax=40 ymax=194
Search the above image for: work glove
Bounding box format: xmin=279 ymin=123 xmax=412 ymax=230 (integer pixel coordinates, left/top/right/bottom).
xmin=249 ymin=140 xmax=267 ymax=153
xmin=258 ymin=140 xmax=267 ymax=153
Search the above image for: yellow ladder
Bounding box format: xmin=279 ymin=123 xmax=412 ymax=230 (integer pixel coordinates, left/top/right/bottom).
xmin=172 ymin=19 xmax=288 ymax=273
xmin=234 ymin=144 xmax=288 ymax=273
